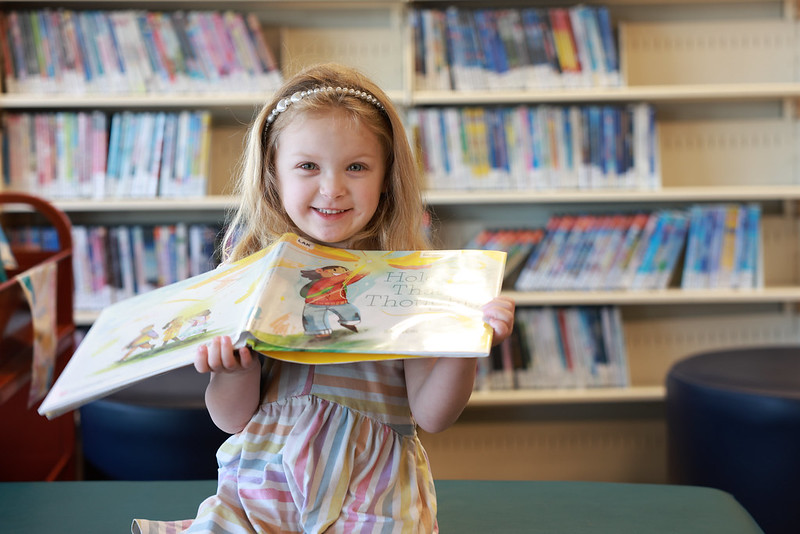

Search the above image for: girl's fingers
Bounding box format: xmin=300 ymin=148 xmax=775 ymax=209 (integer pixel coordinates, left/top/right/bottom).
xmin=483 ymin=297 xmax=516 ymax=324
xmin=219 ymin=336 xmax=238 ymax=370
xmin=482 ymin=296 xmax=515 ymax=315
xmin=238 ymin=346 xmax=256 ymax=369
xmin=482 ymin=297 xmax=516 ymax=346
xmin=195 ymin=336 xmax=261 ymax=374
xmin=194 ymin=344 xmax=211 ymax=374
xmin=195 ymin=336 xmax=242 ymax=373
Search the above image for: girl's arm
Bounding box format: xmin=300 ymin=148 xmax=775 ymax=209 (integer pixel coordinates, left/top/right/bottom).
xmin=194 ymin=335 xmax=262 ymax=434
xmin=405 ymin=296 xmax=515 ymax=434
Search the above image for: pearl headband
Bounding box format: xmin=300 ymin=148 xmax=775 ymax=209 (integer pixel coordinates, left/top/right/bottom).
xmin=266 ymin=86 xmax=386 ymax=125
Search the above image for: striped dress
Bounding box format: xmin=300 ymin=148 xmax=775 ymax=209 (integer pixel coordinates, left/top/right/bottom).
xmin=132 ymin=359 xmax=438 ymax=533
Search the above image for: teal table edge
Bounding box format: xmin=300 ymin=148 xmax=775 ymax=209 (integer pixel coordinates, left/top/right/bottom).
xmin=0 ymin=479 xmax=763 ymax=533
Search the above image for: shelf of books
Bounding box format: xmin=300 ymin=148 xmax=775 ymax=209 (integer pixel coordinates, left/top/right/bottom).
xmin=2 ymin=0 xmax=800 ymax=413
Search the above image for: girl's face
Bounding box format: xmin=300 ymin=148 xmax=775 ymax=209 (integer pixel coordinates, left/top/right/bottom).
xmin=274 ymin=108 xmax=386 ymax=248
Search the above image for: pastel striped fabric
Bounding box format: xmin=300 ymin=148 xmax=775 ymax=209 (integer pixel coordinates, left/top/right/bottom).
xmin=133 ymin=360 xmax=438 ymax=533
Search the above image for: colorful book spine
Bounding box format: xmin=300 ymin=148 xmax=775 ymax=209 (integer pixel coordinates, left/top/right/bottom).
xmin=410 ymin=104 xmax=659 ymax=192
xmin=505 ymin=306 xmax=628 ymax=390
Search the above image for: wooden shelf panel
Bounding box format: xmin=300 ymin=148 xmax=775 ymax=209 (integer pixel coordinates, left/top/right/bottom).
xmin=413 ymin=83 xmax=800 ymax=106
xmin=425 ymin=186 xmax=800 ymax=205
xmin=43 ymin=196 xmax=238 ymax=212
xmin=4 ymin=84 xmax=799 ymax=110
xmin=468 ymin=386 xmax=665 ymax=406
xmin=5 ymin=185 xmax=794 ymax=214
xmin=508 ymin=287 xmax=800 ymax=306
xmin=0 ymin=90 xmax=407 ymax=110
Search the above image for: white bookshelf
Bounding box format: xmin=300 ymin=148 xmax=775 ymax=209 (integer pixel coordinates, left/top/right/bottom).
xmin=3 ymin=0 xmax=800 ymax=409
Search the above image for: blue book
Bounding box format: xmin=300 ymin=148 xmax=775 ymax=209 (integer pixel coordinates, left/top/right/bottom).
xmin=437 ymin=109 xmax=450 ymax=175
xmin=681 ymin=205 xmax=704 ymax=289
xmin=602 ymin=107 xmax=618 ymax=184
xmin=740 ymin=204 xmax=762 ymax=289
xmin=474 ymin=9 xmax=504 ymax=81
xmin=587 ymin=106 xmax=603 ymax=187
xmin=444 ymin=7 xmax=466 ymax=88
xmin=653 ymin=210 xmax=689 ymax=289
xmin=595 ymin=7 xmax=620 ymax=85
xmin=630 ymin=211 xmax=669 ymax=289
xmin=461 ymin=9 xmax=486 ymax=89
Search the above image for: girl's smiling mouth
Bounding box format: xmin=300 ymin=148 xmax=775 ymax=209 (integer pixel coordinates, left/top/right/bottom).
xmin=314 ymin=208 xmax=349 ymax=215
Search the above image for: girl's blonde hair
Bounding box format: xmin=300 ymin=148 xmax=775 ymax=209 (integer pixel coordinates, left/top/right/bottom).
xmin=223 ymin=63 xmax=430 ymax=261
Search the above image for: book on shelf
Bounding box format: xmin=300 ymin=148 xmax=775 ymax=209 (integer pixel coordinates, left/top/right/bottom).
xmin=505 ymin=203 xmax=761 ymax=293
xmin=2 ymin=110 xmax=210 ymax=200
xmin=411 ymin=8 xmax=451 ymax=91
xmin=520 ymin=8 xmax=561 ymax=90
xmin=626 ymin=210 xmax=689 ymax=290
xmin=38 ymin=232 xmax=506 ymax=418
xmin=476 ymin=305 xmax=628 ymax=391
xmin=465 ymin=228 xmax=544 ymax=288
xmin=512 ymin=210 xmax=689 ymax=291
xmin=549 ymin=8 xmax=582 ymax=87
xmin=71 ymin=223 xmax=220 ymax=312
xmin=0 ymin=9 xmax=282 ymax=94
xmin=680 ymin=203 xmax=762 ymax=290
xmin=409 ymin=103 xmax=660 ymax=192
xmin=413 ymin=5 xmax=620 ymax=91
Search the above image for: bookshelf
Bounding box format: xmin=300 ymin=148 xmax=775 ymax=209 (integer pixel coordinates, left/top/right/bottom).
xmin=0 ymin=0 xmax=798 ymax=394
xmin=1 ymin=0 xmax=799 ymax=481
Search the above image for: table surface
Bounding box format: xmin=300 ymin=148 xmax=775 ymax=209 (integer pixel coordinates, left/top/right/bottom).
xmin=0 ymin=479 xmax=764 ymax=533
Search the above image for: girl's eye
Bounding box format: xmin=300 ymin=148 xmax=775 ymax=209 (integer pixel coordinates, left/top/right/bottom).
xmin=348 ymin=163 xmax=365 ymax=172
xmin=299 ymin=162 xmax=317 ymax=170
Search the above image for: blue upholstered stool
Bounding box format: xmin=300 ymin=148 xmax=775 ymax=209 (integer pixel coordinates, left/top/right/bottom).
xmin=666 ymin=346 xmax=800 ymax=534
xmin=79 ymin=367 xmax=227 ymax=480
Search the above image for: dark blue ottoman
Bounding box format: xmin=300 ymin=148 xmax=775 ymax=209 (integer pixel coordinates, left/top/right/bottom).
xmin=79 ymin=367 xmax=228 ymax=480
xmin=666 ymin=346 xmax=800 ymax=534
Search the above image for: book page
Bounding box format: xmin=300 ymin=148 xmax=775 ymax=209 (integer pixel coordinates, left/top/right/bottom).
xmin=245 ymin=234 xmax=507 ymax=361
xmin=38 ymin=246 xmax=275 ymax=418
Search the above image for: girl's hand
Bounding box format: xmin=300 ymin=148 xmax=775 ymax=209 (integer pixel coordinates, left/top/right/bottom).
xmin=194 ymin=335 xmax=262 ymax=434
xmin=482 ymin=296 xmax=516 ymax=346
xmin=194 ymin=335 xmax=258 ymax=374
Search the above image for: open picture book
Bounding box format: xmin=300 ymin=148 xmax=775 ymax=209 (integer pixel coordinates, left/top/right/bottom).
xmin=39 ymin=233 xmax=506 ymax=418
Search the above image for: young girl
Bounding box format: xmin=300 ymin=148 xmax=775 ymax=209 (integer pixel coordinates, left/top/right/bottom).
xmin=133 ymin=63 xmax=515 ymax=533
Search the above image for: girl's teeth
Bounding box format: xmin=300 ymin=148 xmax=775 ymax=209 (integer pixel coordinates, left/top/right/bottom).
xmin=318 ymin=208 xmax=344 ymax=214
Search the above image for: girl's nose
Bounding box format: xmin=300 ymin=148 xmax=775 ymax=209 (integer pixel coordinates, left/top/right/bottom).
xmin=319 ymin=172 xmax=346 ymax=198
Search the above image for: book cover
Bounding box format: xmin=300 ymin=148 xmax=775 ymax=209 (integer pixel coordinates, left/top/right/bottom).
xmin=39 ymin=233 xmax=506 ymax=418
xmin=496 ymin=8 xmax=529 ymax=90
xmin=706 ymin=205 xmax=726 ymax=288
xmin=567 ymin=7 xmax=593 ymax=87
xmin=717 ymin=204 xmax=741 ymax=288
xmin=520 ymin=8 xmax=557 ymax=89
xmin=548 ymin=8 xmax=581 ymax=87
xmin=617 ymin=210 xmax=661 ymax=289
xmin=61 ymin=10 xmax=87 ymax=92
xmin=245 ymin=12 xmax=281 ymax=88
xmin=739 ymin=203 xmax=762 ymax=289
xmin=595 ymin=7 xmax=620 ymax=86
xmin=651 ymin=210 xmax=689 ymax=289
